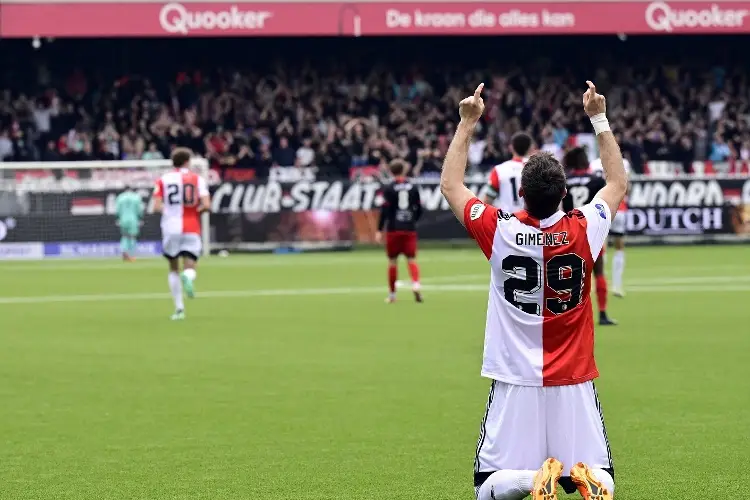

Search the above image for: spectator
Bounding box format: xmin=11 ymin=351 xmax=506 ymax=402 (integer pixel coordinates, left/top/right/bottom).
xmin=296 ymin=138 xmax=315 ymax=167
xmin=540 ymin=127 xmax=563 ymax=160
xmin=0 ymin=130 xmax=12 ymax=161
xmin=468 ymin=135 xmax=486 ymax=167
xmin=142 ymin=142 xmax=165 ymax=160
xmin=709 ymin=134 xmax=731 ymax=162
xmin=233 ymin=143 xmax=255 ymax=169
xmin=40 ymin=140 xmax=62 ymax=161
xmin=0 ymin=35 xmax=748 ymax=176
xmin=273 ymin=136 xmax=295 ymax=166
xmin=256 ymin=143 xmax=274 ymax=178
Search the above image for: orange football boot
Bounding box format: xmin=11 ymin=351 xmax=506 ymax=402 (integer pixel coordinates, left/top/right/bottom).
xmin=532 ymin=458 xmax=563 ymax=500
xmin=570 ymin=462 xmax=613 ymax=500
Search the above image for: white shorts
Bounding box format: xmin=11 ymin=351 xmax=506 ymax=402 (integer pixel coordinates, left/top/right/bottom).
xmin=162 ymin=233 xmax=202 ymax=260
xmin=474 ymin=380 xmax=613 ymax=494
xmin=610 ymin=211 xmax=626 ymax=236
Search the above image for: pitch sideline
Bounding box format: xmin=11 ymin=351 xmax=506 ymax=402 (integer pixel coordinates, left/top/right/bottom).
xmin=0 ymin=282 xmax=747 ymax=306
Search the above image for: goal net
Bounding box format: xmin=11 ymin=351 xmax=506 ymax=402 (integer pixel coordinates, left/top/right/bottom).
xmin=0 ymin=159 xmax=211 ymax=259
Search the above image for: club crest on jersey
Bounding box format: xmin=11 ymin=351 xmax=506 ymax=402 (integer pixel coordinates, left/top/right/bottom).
xmin=595 ymin=203 xmax=607 ymax=219
xmin=469 ymin=203 xmax=485 ymax=221
xmin=516 ymin=231 xmax=569 ymax=246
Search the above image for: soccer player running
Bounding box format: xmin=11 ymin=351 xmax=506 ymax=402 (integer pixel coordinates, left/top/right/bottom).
xmin=375 ymin=159 xmax=424 ymax=303
xmin=590 ymin=157 xmax=630 ymax=297
xmin=440 ymin=81 xmax=626 ymax=500
xmin=152 ymin=148 xmax=211 ymax=320
xmin=115 ymin=184 xmax=144 ymax=262
xmin=562 ymin=147 xmax=617 ymax=326
xmin=481 ymin=132 xmax=533 ymax=212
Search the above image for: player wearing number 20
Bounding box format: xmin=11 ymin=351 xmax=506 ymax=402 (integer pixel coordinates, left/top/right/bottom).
xmin=441 ymin=82 xmax=627 ymax=500
xmin=152 ymin=148 xmax=211 ymax=320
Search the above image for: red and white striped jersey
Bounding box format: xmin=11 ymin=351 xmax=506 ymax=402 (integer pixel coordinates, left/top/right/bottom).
xmin=590 ymin=158 xmax=630 ymax=212
xmin=463 ymin=196 xmax=611 ymax=387
xmin=153 ymin=168 xmax=209 ymax=235
xmin=486 ymin=157 xmax=527 ymax=212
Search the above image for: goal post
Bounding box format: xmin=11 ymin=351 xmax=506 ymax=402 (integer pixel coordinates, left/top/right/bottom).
xmin=0 ymin=158 xmax=211 ymax=260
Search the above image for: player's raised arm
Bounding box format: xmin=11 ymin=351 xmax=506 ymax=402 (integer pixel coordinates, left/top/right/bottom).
xmin=441 ymin=83 xmax=485 ymax=225
xmin=583 ymin=81 xmax=627 ymax=216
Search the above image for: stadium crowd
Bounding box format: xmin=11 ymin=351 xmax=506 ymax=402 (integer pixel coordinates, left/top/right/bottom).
xmin=0 ymin=36 xmax=748 ymax=177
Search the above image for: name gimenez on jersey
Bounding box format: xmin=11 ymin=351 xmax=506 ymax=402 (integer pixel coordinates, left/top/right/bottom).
xmin=516 ymin=231 xmax=570 ymax=246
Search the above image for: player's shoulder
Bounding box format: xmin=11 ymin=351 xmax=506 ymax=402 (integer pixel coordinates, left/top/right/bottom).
xmin=467 ymin=199 xmax=509 ymax=219
xmin=399 ymin=177 xmax=414 ymax=188
xmin=381 ymin=180 xmax=396 ymax=192
xmin=160 ymin=170 xmax=178 ymax=182
xmin=496 ymin=158 xmax=522 ymax=170
xmin=576 ymin=200 xmax=610 ymax=224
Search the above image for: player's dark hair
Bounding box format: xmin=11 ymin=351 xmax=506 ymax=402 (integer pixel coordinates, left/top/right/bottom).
xmin=563 ymin=147 xmax=589 ymax=171
xmin=388 ymin=159 xmax=407 ymax=176
xmin=171 ymin=148 xmax=192 ymax=168
xmin=521 ymin=152 xmax=567 ymax=219
xmin=510 ymin=132 xmax=533 ymax=157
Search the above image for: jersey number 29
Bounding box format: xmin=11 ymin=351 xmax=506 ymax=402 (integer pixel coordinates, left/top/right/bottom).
xmin=502 ymin=254 xmax=585 ymax=315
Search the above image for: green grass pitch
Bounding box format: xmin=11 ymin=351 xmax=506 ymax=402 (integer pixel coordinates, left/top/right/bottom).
xmin=0 ymin=245 xmax=748 ymax=499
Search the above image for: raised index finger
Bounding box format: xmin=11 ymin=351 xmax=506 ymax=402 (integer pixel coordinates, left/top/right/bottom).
xmin=474 ymin=83 xmax=485 ymax=99
xmin=586 ymin=80 xmax=596 ymax=94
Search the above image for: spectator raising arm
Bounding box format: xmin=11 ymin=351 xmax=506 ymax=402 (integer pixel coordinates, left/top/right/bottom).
xmin=583 ymin=81 xmax=628 ymax=216
xmin=440 ymin=83 xmax=485 ymax=226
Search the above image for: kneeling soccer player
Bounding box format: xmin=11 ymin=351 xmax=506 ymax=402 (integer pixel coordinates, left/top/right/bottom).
xmin=441 ymin=82 xmax=622 ymax=500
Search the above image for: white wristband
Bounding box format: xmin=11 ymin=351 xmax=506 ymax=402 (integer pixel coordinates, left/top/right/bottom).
xmin=589 ymin=113 xmax=610 ymax=135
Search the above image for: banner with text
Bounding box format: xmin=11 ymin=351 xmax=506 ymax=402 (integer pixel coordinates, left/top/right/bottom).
xmin=2 ymin=1 xmax=750 ymax=37
xmin=2 ymin=178 xmax=749 ymax=255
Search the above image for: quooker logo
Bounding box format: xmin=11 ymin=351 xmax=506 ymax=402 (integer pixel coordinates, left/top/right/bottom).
xmin=159 ymin=3 xmax=273 ymax=34
xmin=645 ymin=2 xmax=749 ymax=32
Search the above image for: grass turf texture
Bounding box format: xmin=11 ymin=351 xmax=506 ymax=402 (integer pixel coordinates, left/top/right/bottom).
xmin=0 ymin=245 xmax=747 ymax=499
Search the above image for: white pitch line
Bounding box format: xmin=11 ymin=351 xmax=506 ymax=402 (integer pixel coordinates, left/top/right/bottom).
xmin=0 ymin=282 xmax=748 ymax=306
xmin=0 ymin=284 xmax=487 ymax=305
xmin=0 ymin=252 xmax=480 ymax=272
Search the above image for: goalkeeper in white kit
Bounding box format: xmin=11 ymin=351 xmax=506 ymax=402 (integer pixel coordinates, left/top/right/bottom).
xmin=115 ymin=186 xmax=144 ymax=262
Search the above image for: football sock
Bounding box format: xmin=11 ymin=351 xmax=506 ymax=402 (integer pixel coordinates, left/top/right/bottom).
xmin=127 ymin=237 xmax=137 ymax=254
xmin=476 ymin=470 xmax=535 ymax=500
xmin=120 ymin=237 xmax=129 ymax=255
xmin=595 ymin=274 xmax=608 ymax=312
xmin=168 ymin=272 xmax=185 ymax=311
xmin=388 ymin=264 xmax=398 ymax=294
xmin=407 ymin=261 xmax=420 ymax=289
xmin=612 ymin=250 xmax=625 ymax=290
xmin=183 ymin=268 xmax=197 ymax=282
xmin=592 ymin=468 xmax=615 ymax=494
